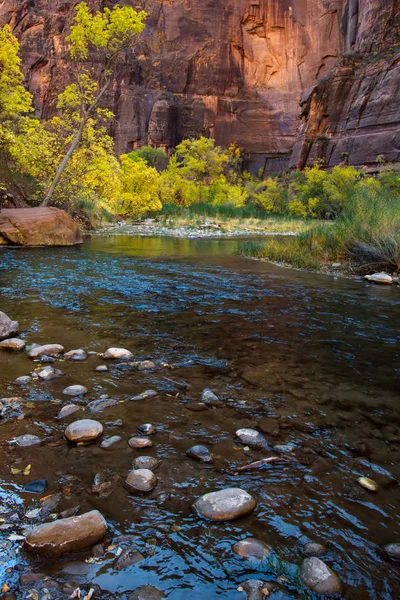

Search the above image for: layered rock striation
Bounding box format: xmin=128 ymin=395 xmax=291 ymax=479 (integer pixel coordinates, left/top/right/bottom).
xmin=0 ymin=0 xmax=398 ymax=172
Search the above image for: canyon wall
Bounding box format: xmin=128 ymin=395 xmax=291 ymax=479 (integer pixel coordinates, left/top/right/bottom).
xmin=0 ymin=0 xmax=399 ymax=172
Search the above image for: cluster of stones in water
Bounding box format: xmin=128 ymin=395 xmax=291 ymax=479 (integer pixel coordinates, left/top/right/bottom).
xmin=0 ymin=327 xmax=394 ymax=596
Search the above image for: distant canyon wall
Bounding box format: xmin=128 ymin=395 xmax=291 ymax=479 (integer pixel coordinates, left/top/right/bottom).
xmin=0 ymin=0 xmax=399 ymax=173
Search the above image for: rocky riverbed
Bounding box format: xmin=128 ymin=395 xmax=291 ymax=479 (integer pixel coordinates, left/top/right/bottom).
xmin=0 ymin=235 xmax=400 ymax=599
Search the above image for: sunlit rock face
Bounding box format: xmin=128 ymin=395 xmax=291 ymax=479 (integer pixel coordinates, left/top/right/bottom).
xmin=0 ymin=0 xmax=398 ymax=171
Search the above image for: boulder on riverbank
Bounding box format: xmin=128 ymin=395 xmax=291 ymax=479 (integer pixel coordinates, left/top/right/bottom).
xmin=0 ymin=312 xmax=19 ymax=340
xmin=0 ymin=208 xmax=82 ymax=246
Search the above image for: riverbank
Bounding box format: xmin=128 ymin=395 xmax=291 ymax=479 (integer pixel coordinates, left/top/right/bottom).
xmin=94 ymin=215 xmax=319 ymax=238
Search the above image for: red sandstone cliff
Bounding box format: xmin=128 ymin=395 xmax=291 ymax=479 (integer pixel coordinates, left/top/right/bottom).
xmin=0 ymin=0 xmax=398 ymax=172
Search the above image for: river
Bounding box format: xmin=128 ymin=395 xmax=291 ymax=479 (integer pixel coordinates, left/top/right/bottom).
xmin=0 ymin=235 xmax=400 ymax=599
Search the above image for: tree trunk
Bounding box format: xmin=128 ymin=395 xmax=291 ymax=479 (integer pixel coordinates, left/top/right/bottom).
xmin=41 ymin=118 xmax=87 ymax=207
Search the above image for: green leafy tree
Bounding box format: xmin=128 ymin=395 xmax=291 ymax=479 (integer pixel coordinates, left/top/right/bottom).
xmin=127 ymin=146 xmax=168 ymax=170
xmin=41 ymin=2 xmax=146 ymax=206
xmin=174 ymin=137 xmax=229 ymax=185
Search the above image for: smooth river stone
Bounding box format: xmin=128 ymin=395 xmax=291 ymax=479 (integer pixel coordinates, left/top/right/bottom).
xmin=0 ymin=311 xmax=19 ymax=340
xmin=232 ymin=537 xmax=272 ymax=560
xmin=15 ymin=434 xmax=42 ymax=447
xmin=95 ymin=365 xmax=108 ymax=372
xmin=24 ymin=479 xmax=47 ymax=494
xmin=24 ymin=510 xmax=107 ymax=557
xmin=38 ymin=366 xmax=63 ymax=380
xmin=138 ymin=360 xmax=156 ymax=370
xmin=62 ymin=385 xmax=88 ymax=397
xmin=28 ymin=344 xmax=64 ymax=359
xmin=0 ymin=338 xmax=26 ymax=351
xmin=193 ymin=488 xmax=256 ymax=521
xmin=100 ymin=435 xmax=122 ymax=449
xmin=87 ymin=398 xmax=118 ymax=413
xmin=56 ymin=404 xmax=81 ymax=419
xmin=103 ymin=347 xmax=133 ymax=360
xmin=137 ymin=423 xmax=156 ymax=435
xmin=357 ymin=476 xmax=378 ymax=491
xmin=64 ymin=349 xmax=87 ymax=361
xmin=235 ymin=428 xmax=267 ymax=449
xmin=131 ymin=389 xmax=158 ymax=401
xmin=125 ymin=469 xmax=157 ymax=492
xmin=303 ymin=542 xmax=327 ymax=557
xmin=128 ymin=437 xmax=153 ymax=449
xmin=65 ymin=419 xmax=103 ymax=443
xmin=186 ymin=445 xmax=213 ymax=463
xmin=116 ymin=547 xmax=144 ymax=569
xmin=385 ymin=543 xmax=400 ymax=560
xmin=300 ymin=557 xmax=342 ymax=596
xmin=237 ymin=580 xmax=272 ymax=599
xmin=132 ymin=456 xmax=159 ymax=470
xmin=129 ymin=586 xmax=164 ymax=600
xmin=364 ymin=272 xmax=393 ymax=284
xmin=14 ymin=376 xmax=31 ymax=386
xmin=201 ymin=388 xmax=223 ymax=406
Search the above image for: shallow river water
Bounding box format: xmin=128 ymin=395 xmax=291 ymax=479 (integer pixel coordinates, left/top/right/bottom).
xmin=1 ymin=235 xmax=400 ymax=599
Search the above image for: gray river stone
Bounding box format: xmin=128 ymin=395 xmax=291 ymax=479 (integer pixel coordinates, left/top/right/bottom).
xmin=0 ymin=312 xmax=19 ymax=340
xmin=65 ymin=419 xmax=103 ymax=443
xmin=38 ymin=366 xmax=63 ymax=380
xmin=132 ymin=456 xmax=159 ymax=470
xmin=116 ymin=547 xmax=144 ymax=569
xmin=385 ymin=543 xmax=400 ymax=560
xmin=129 ymin=586 xmax=164 ymax=600
xmin=186 ymin=445 xmax=213 ymax=463
xmin=64 ymin=349 xmax=87 ymax=361
xmin=201 ymin=388 xmax=223 ymax=406
xmin=237 ymin=580 xmax=273 ymax=600
xmin=232 ymin=537 xmax=272 ymax=560
xmin=300 ymin=557 xmax=342 ymax=596
xmin=193 ymin=488 xmax=256 ymax=521
xmin=96 ymin=365 xmax=108 ymax=372
xmin=303 ymin=542 xmax=328 ymax=557
xmin=100 ymin=435 xmax=122 ymax=449
xmin=87 ymin=398 xmax=118 ymax=413
xmin=125 ymin=468 xmax=157 ymax=492
xmin=24 ymin=510 xmax=107 ymax=557
xmin=14 ymin=376 xmax=31 ymax=386
xmin=28 ymin=344 xmax=64 ymax=359
xmin=63 ymin=385 xmax=88 ymax=397
xmin=137 ymin=423 xmax=156 ymax=435
xmin=128 ymin=437 xmax=153 ymax=449
xmin=0 ymin=338 xmax=25 ymax=351
xmin=15 ymin=434 xmax=42 ymax=447
xmin=138 ymin=360 xmax=156 ymax=370
xmin=103 ymin=347 xmax=133 ymax=360
xmin=131 ymin=389 xmax=158 ymax=401
xmin=236 ymin=428 xmax=268 ymax=449
xmin=56 ymin=404 xmax=81 ymax=419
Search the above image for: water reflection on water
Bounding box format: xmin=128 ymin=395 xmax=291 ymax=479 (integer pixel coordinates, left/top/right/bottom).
xmin=0 ymin=235 xmax=400 ymax=599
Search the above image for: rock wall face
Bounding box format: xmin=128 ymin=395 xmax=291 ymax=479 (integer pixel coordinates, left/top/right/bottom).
xmin=0 ymin=0 xmax=398 ymax=172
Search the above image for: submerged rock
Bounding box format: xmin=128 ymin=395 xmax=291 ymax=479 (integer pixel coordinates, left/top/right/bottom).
xmin=137 ymin=423 xmax=156 ymax=435
xmin=95 ymin=365 xmax=108 ymax=372
xmin=385 ymin=543 xmax=400 ymax=560
xmin=15 ymin=434 xmax=42 ymax=447
xmin=100 ymin=435 xmax=122 ymax=449
xmin=125 ymin=469 xmax=157 ymax=492
xmin=37 ymin=366 xmax=63 ymax=380
xmin=139 ymin=360 xmax=156 ymax=370
xmin=201 ymin=388 xmax=223 ymax=406
xmin=300 ymin=557 xmax=342 ymax=596
xmin=62 ymin=385 xmax=88 ymax=397
xmin=0 ymin=338 xmax=25 ymax=351
xmin=236 ymin=428 xmax=268 ymax=449
xmin=365 ymin=272 xmax=393 ymax=284
xmin=193 ymin=488 xmax=256 ymax=521
xmin=65 ymin=419 xmax=103 ymax=443
xmin=64 ymin=349 xmax=87 ymax=361
xmin=24 ymin=479 xmax=47 ymax=494
xmin=87 ymin=398 xmax=118 ymax=413
xmin=129 ymin=586 xmax=164 ymax=600
xmin=132 ymin=456 xmax=159 ymax=470
xmin=24 ymin=510 xmax=107 ymax=557
xmin=28 ymin=344 xmax=64 ymax=359
xmin=103 ymin=347 xmax=133 ymax=360
xmin=186 ymin=445 xmax=213 ymax=463
xmin=232 ymin=537 xmax=271 ymax=560
xmin=358 ymin=476 xmax=378 ymax=491
xmin=56 ymin=404 xmax=81 ymax=420
xmin=116 ymin=547 xmax=144 ymax=569
xmin=131 ymin=389 xmax=158 ymax=401
xmin=303 ymin=542 xmax=327 ymax=557
xmin=0 ymin=312 xmax=19 ymax=340
xmin=128 ymin=437 xmax=153 ymax=449
xmin=237 ymin=579 xmax=272 ymax=599
xmin=14 ymin=376 xmax=31 ymax=386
